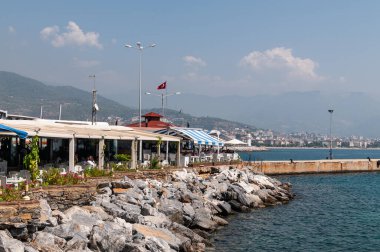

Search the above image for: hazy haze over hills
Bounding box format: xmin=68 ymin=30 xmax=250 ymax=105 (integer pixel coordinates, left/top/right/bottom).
xmin=116 ymin=90 xmax=380 ymax=138
xmin=0 ymin=71 xmax=256 ymax=132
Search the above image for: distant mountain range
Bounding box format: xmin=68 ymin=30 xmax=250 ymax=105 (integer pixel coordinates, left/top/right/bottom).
xmin=0 ymin=71 xmax=256 ymax=132
xmin=116 ymin=87 xmax=380 ymax=138
xmin=3 ymin=71 xmax=378 ymax=137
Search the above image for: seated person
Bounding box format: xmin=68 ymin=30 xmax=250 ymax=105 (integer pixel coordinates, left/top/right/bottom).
xmin=86 ymin=156 xmax=96 ymax=168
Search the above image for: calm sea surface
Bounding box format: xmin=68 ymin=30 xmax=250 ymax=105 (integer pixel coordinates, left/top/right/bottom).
xmin=210 ymin=149 xmax=380 ymax=251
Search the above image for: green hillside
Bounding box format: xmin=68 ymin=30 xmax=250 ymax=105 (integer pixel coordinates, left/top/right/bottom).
xmin=0 ymin=71 xmax=256 ymax=131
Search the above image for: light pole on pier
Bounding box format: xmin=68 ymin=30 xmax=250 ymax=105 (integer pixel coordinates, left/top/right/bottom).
xmin=145 ymin=91 xmax=181 ymax=117
xmin=328 ymin=109 xmax=334 ymax=159
xmin=125 ymin=42 xmax=156 ymax=163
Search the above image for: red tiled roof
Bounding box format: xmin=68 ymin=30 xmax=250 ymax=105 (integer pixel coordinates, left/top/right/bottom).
xmin=143 ymin=112 xmax=162 ymax=118
xmin=127 ymin=120 xmax=173 ymax=128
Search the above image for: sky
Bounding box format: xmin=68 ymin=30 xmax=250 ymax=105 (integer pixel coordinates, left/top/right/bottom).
xmin=2 ymin=1 xmax=380 ymax=109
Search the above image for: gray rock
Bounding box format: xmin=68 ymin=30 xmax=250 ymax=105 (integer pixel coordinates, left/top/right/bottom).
xmin=134 ymin=179 xmax=148 ymax=190
xmin=39 ymin=199 xmax=52 ymax=221
xmin=0 ymin=230 xmax=25 ymax=252
xmin=133 ymin=224 xmax=181 ymax=251
xmin=101 ymin=201 xmax=125 ymax=217
xmin=64 ymin=234 xmax=89 ymax=251
xmin=113 ymin=200 xmax=142 ymax=215
xmin=170 ymin=222 xmax=205 ymax=244
xmin=96 ymin=181 xmax=111 ymax=189
xmin=116 ymin=194 xmax=140 ymax=205
xmin=97 ymin=186 xmax=113 ymax=195
xmin=217 ymin=201 xmax=232 ymax=215
xmin=81 ymin=205 xmax=113 ymax=221
xmin=182 ymin=203 xmax=195 ymax=218
xmin=44 ymin=222 xmax=93 ymax=240
xmin=229 ymin=200 xmax=249 ymax=212
xmin=140 ymin=214 xmax=171 ymax=228
xmin=24 ymin=245 xmax=39 ymax=252
xmin=32 ymin=231 xmax=66 ymax=252
xmin=52 ymin=210 xmax=70 ymax=224
xmin=145 ymin=237 xmax=172 ymax=252
xmin=112 ymin=180 xmax=135 ymax=189
xmin=141 ymin=203 xmax=157 ymax=216
xmin=212 ymin=215 xmax=228 ymax=226
xmin=89 ymin=218 xmax=133 ymax=252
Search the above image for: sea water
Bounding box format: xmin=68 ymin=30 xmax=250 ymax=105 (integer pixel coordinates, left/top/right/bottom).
xmin=210 ymin=172 xmax=380 ymax=251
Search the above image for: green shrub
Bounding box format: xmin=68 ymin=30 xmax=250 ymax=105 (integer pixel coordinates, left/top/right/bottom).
xmin=41 ymin=168 xmax=83 ymax=186
xmin=111 ymin=162 xmax=129 ymax=171
xmin=150 ymin=157 xmax=160 ymax=169
xmin=23 ymin=135 xmax=40 ymax=181
xmin=0 ymin=185 xmax=23 ymax=201
xmin=114 ymin=154 xmax=131 ymax=162
xmin=84 ymin=168 xmax=113 ymax=178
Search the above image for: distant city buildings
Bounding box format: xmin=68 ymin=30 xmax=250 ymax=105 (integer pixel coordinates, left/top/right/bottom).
xmin=223 ymin=127 xmax=376 ymax=149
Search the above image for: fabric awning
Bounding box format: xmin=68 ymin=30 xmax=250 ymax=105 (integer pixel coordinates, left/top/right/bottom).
xmin=224 ymin=138 xmax=247 ymax=145
xmin=155 ymin=127 xmax=224 ymax=146
xmin=0 ymin=124 xmax=28 ymax=139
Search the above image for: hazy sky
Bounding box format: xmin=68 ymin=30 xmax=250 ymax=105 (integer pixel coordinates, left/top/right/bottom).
xmin=1 ymin=1 xmax=380 ymax=108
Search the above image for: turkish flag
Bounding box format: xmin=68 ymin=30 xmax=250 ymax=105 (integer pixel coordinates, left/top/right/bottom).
xmin=157 ymin=81 xmax=167 ymax=90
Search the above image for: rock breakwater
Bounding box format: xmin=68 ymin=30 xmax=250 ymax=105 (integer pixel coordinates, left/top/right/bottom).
xmin=0 ymin=166 xmax=293 ymax=251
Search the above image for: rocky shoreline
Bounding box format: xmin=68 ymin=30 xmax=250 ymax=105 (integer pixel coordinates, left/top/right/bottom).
xmin=0 ymin=166 xmax=293 ymax=252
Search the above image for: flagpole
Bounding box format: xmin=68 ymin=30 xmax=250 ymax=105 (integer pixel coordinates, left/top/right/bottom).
xmin=165 ymin=86 xmax=168 ymax=117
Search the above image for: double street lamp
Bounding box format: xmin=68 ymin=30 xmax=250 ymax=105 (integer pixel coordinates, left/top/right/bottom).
xmin=124 ymin=42 xmax=156 ymax=127
xmin=145 ymin=91 xmax=181 ymax=117
xmin=125 ymin=42 xmax=156 ymax=163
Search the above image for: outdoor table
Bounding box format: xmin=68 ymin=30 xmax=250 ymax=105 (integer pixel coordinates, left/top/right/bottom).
xmin=6 ymin=177 xmax=26 ymax=188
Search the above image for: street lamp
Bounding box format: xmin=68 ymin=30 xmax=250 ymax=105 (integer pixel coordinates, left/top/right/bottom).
xmin=145 ymin=91 xmax=181 ymax=117
xmin=125 ymin=42 xmax=156 ymax=163
xmin=328 ymin=109 xmax=334 ymax=159
xmin=125 ymin=42 xmax=156 ymax=127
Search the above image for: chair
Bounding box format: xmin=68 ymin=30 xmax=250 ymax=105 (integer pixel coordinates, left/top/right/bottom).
xmin=143 ymin=154 xmax=150 ymax=161
xmin=19 ymin=170 xmax=31 ymax=181
xmin=8 ymin=171 xmax=19 ymax=179
xmin=0 ymin=176 xmax=6 ymax=188
xmin=161 ymin=160 xmax=169 ymax=167
xmin=0 ymin=161 xmax=7 ymax=176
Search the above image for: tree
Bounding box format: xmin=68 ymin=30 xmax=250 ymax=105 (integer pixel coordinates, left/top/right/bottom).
xmin=23 ymin=135 xmax=40 ymax=181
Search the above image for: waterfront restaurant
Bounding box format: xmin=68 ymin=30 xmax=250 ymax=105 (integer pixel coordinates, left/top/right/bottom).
xmin=0 ymin=119 xmax=181 ymax=174
xmin=154 ymin=127 xmax=225 ymax=166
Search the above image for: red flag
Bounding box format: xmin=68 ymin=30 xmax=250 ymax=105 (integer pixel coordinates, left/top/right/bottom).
xmin=157 ymin=81 xmax=167 ymax=90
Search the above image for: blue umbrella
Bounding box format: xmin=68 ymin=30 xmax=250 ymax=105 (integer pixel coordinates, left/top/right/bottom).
xmin=0 ymin=124 xmax=28 ymax=139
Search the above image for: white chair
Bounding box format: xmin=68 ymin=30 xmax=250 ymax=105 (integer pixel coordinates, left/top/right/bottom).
xmin=161 ymin=160 xmax=169 ymax=167
xmin=0 ymin=176 xmax=7 ymax=188
xmin=143 ymin=154 xmax=150 ymax=161
xmin=0 ymin=161 xmax=7 ymax=176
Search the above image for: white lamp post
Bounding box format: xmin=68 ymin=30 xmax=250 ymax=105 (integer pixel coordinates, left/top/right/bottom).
xmin=125 ymin=42 xmax=156 ymax=163
xmin=328 ymin=109 xmax=334 ymax=159
xmin=145 ymin=91 xmax=181 ymax=117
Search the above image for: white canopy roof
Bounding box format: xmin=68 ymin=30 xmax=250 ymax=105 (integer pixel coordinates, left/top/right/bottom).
xmin=0 ymin=119 xmax=180 ymax=142
xmin=224 ymin=138 xmax=247 ymax=146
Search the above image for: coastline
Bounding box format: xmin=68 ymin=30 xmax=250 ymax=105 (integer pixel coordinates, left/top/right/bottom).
xmin=0 ymin=166 xmax=293 ymax=251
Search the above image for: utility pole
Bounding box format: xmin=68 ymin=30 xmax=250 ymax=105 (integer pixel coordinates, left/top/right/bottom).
xmin=89 ymin=74 xmax=97 ymax=125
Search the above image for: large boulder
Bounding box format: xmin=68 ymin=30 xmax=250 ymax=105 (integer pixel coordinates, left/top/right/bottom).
xmin=31 ymin=231 xmax=66 ymax=252
xmin=89 ymin=218 xmax=133 ymax=252
xmin=133 ymin=224 xmax=182 ymax=251
xmin=0 ymin=230 xmax=25 ymax=252
xmin=64 ymin=234 xmax=90 ymax=252
xmin=100 ymin=201 xmax=125 ymax=217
